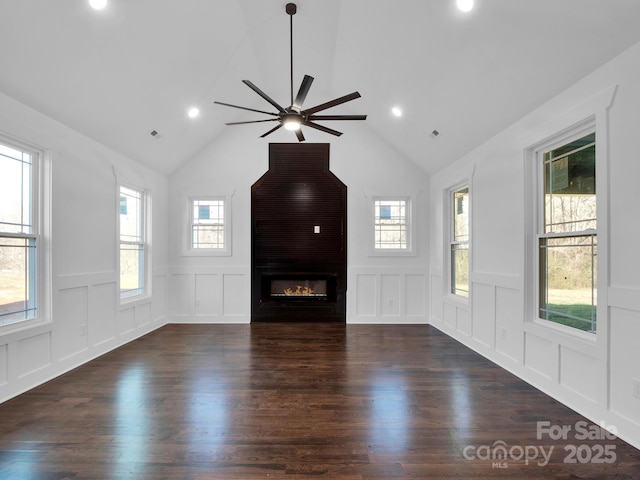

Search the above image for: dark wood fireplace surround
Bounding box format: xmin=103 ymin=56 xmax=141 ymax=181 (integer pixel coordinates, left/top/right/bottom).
xmin=251 ymin=143 xmax=346 ymax=322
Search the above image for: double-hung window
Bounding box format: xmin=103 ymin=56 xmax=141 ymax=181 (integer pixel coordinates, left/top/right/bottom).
xmin=191 ymin=198 xmax=225 ymax=250
xmin=0 ymin=140 xmax=40 ymax=325
xmin=119 ymin=185 xmax=146 ymax=300
xmin=184 ymin=196 xmax=231 ymax=256
xmin=373 ymin=198 xmax=410 ymax=251
xmin=538 ymin=131 xmax=597 ymax=333
xmin=450 ymin=186 xmax=470 ymax=297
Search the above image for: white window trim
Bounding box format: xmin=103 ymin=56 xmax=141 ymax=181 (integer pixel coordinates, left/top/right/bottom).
xmin=368 ymin=195 xmax=415 ymax=257
xmin=0 ymin=134 xmax=51 ymax=335
xmin=182 ymin=193 xmax=233 ymax=257
xmin=524 ymin=86 xmax=614 ymax=343
xmin=118 ymin=182 xmax=151 ymax=304
xmin=446 ymin=181 xmax=471 ymax=301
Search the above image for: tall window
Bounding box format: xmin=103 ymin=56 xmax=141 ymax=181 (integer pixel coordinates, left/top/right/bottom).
xmin=374 ymin=198 xmax=409 ymax=250
xmin=0 ymin=140 xmax=38 ymax=324
xmin=191 ymin=198 xmax=225 ymax=250
xmin=450 ymin=186 xmax=469 ymax=297
xmin=119 ymin=185 xmax=146 ymax=300
xmin=538 ymin=131 xmax=596 ymax=333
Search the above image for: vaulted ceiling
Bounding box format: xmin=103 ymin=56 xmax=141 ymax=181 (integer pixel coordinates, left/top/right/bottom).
xmin=2 ymin=0 xmax=640 ymax=175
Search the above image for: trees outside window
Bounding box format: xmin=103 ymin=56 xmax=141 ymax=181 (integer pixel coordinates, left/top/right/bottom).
xmin=538 ymin=132 xmax=597 ymax=333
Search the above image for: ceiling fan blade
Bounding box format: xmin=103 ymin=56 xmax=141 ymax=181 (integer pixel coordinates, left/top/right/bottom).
xmin=243 ymin=80 xmax=286 ymax=113
xmin=225 ymin=119 xmax=279 ymax=126
xmin=214 ymin=101 xmax=278 ymax=116
xmin=302 ymin=92 xmax=362 ymax=116
xmin=295 ymin=128 xmax=305 ymax=142
xmin=260 ymin=123 xmax=284 ymax=138
xmin=308 ymin=115 xmax=367 ymax=121
xmin=304 ymin=121 xmax=343 ymax=137
xmin=293 ymin=75 xmax=314 ymax=110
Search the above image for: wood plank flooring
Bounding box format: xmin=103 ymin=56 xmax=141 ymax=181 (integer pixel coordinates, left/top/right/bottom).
xmin=0 ymin=323 xmax=638 ymax=479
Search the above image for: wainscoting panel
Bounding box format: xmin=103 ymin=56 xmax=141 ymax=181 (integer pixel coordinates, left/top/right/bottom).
xmin=471 ymin=282 xmax=494 ymax=348
xmin=56 ymin=286 xmax=89 ymax=361
xmin=223 ymin=274 xmax=248 ymax=319
xmin=118 ymin=305 xmax=136 ymax=336
xmin=91 ymin=282 xmax=117 ymax=347
xmin=151 ymin=274 xmax=167 ymax=324
xmin=609 ymin=299 xmax=640 ymax=427
xmin=429 ymin=270 xmax=444 ymax=325
xmin=523 ymin=332 xmax=555 ymax=381
xmin=443 ymin=302 xmax=457 ymax=329
xmin=380 ymin=274 xmax=401 ymax=317
xmin=559 ymin=345 xmax=598 ymax=403
xmin=355 ymin=274 xmax=376 ymax=317
xmin=405 ymin=274 xmax=426 ymax=317
xmin=169 ymin=273 xmax=192 ymax=318
xmin=135 ymin=302 xmax=152 ymax=328
xmin=195 ymin=274 xmax=220 ymax=317
xmin=17 ymin=332 xmax=52 ymax=378
xmin=494 ymin=286 xmax=521 ymax=362
xmin=349 ymin=268 xmax=428 ymax=324
xmin=168 ymin=268 xmax=250 ymax=323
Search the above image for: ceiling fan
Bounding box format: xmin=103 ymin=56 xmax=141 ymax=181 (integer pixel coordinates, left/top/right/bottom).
xmin=214 ymin=2 xmax=366 ymax=142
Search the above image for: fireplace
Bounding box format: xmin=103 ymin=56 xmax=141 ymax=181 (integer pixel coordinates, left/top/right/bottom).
xmin=251 ymin=144 xmax=346 ymax=322
xmin=262 ymin=274 xmax=337 ymax=302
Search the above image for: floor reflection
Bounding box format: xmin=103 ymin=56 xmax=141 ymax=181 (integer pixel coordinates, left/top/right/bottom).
xmin=450 ymin=370 xmax=471 ymax=433
xmin=187 ymin=376 xmax=228 ymax=450
xmin=369 ymin=373 xmax=409 ymax=452
xmin=114 ymin=365 xmax=150 ymax=473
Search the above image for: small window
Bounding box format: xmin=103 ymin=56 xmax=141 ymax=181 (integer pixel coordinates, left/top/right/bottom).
xmin=119 ymin=185 xmax=146 ymax=300
xmin=538 ymin=131 xmax=597 ymax=333
xmin=191 ymin=198 xmax=225 ymax=249
xmin=0 ymin=140 xmax=39 ymax=325
xmin=373 ymin=198 xmax=409 ymax=251
xmin=185 ymin=196 xmax=231 ymax=256
xmin=450 ymin=186 xmax=469 ymax=297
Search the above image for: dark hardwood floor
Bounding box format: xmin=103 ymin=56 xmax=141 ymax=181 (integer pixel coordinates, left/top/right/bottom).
xmin=0 ymin=324 xmax=638 ymax=479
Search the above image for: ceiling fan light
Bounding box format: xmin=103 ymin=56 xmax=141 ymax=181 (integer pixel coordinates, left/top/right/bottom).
xmin=89 ymin=0 xmax=108 ymax=10
xmin=283 ymin=115 xmax=301 ymax=131
xmin=456 ymin=0 xmax=474 ymax=12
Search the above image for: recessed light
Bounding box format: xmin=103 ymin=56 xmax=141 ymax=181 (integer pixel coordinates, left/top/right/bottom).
xmin=89 ymin=0 xmax=108 ymax=10
xmin=391 ymin=107 xmax=403 ymax=117
xmin=187 ymin=107 xmax=200 ymax=119
xmin=456 ymin=0 xmax=474 ymax=12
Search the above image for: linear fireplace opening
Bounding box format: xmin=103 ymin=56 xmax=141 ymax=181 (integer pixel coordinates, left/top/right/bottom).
xmin=262 ymin=274 xmax=337 ymax=302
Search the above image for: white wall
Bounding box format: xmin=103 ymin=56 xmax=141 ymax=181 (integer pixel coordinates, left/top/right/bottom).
xmin=429 ymin=41 xmax=640 ymax=450
xmin=0 ymin=92 xmax=169 ymax=403
xmin=168 ymin=125 xmax=430 ymax=324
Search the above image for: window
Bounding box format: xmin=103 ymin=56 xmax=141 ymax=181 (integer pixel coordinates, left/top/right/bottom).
xmin=191 ymin=198 xmax=225 ymax=249
xmin=119 ymin=185 xmax=146 ymax=300
xmin=184 ymin=196 xmax=231 ymax=256
xmin=450 ymin=186 xmax=469 ymax=297
xmin=0 ymin=139 xmax=41 ymax=326
xmin=538 ymin=131 xmax=597 ymax=333
xmin=373 ymin=198 xmax=410 ymax=251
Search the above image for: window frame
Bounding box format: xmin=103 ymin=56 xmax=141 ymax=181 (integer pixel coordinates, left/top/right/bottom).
xmin=448 ymin=183 xmax=470 ymax=299
xmin=0 ymin=134 xmax=51 ymax=332
xmin=183 ymin=195 xmax=232 ymax=257
xmin=535 ymin=127 xmax=597 ymax=334
xmin=369 ymin=196 xmax=415 ymax=256
xmin=118 ymin=183 xmax=149 ymax=302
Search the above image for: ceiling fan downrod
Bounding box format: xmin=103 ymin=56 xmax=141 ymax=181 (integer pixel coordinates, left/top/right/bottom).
xmin=286 ymin=3 xmax=297 ymax=108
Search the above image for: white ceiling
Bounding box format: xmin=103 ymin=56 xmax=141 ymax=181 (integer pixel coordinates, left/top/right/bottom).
xmin=2 ymin=0 xmax=640 ymax=175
